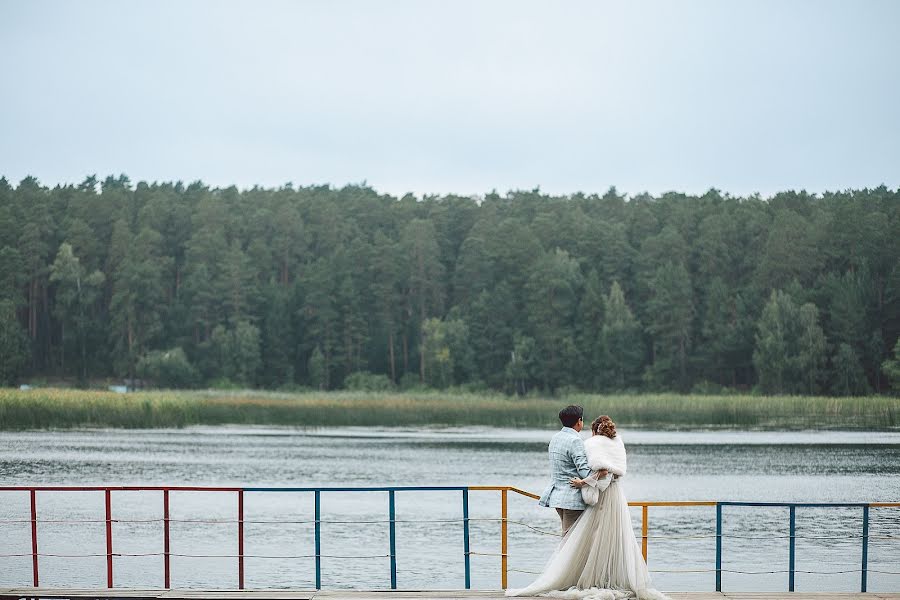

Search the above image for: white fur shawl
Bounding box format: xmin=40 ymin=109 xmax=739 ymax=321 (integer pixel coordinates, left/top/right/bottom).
xmin=584 ymin=434 xmax=627 ymax=477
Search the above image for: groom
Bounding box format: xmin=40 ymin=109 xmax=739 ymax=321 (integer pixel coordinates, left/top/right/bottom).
xmin=538 ymin=404 xmax=606 ymax=535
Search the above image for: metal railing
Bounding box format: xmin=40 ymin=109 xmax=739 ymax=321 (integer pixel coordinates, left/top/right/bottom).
xmin=0 ymin=486 xmax=897 ymax=592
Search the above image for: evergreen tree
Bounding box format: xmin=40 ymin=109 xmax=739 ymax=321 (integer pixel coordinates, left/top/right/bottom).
xmin=881 ymin=338 xmax=900 ymax=389
xmin=422 ymin=316 xmax=474 ymax=388
xmin=271 ymin=202 xmax=306 ymax=286
xmin=0 ymin=300 xmax=29 ymax=385
xmin=599 ymin=281 xmax=643 ymax=390
xmin=400 ymin=219 xmax=445 ymax=382
xmin=371 ymin=231 xmax=404 ymax=383
xmin=797 ymin=303 xmax=828 ymax=394
xmin=308 ymin=346 xmax=327 ymax=390
xmin=453 ymin=232 xmax=493 ymax=307
xmin=467 ymin=284 xmax=516 ymax=388
xmin=260 ymin=286 xmax=296 ymax=387
xmin=644 ymin=262 xmax=694 ymax=390
xmin=699 ymin=278 xmax=754 ymax=387
xmin=230 ymin=320 xmax=262 ymax=386
xmin=49 ymin=243 xmax=105 ymax=383
xmin=0 ymin=246 xmax=26 ymax=305
xmin=18 ymin=200 xmax=52 ymax=365
xmin=182 ymin=204 xmax=228 ymax=341
xmin=525 ymin=249 xmax=583 ymax=391
xmin=302 ymin=257 xmax=340 ymax=389
xmin=335 ymin=238 xmax=371 ymax=379
xmin=754 ymin=290 xmax=827 ymax=394
xmin=576 ymin=269 xmax=605 ymax=389
xmin=505 ymin=332 xmax=538 ymax=396
xmin=831 ymin=343 xmax=870 ymax=396
xmin=755 ymin=210 xmax=823 ymax=291
xmin=220 ymin=239 xmax=257 ymax=324
xmin=208 ymin=320 xmax=261 ymax=386
xmin=109 ymin=227 xmax=171 ymax=379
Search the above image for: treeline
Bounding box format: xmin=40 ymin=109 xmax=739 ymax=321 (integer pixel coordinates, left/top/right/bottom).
xmin=0 ymin=175 xmax=898 ymax=396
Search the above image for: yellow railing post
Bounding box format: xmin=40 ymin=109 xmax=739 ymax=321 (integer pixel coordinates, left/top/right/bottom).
xmin=501 ymin=488 xmax=509 ymax=589
xmin=641 ymin=504 xmax=648 ymax=562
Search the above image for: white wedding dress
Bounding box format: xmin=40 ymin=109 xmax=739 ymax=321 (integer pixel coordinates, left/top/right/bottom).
xmin=507 ymin=434 xmax=670 ymax=600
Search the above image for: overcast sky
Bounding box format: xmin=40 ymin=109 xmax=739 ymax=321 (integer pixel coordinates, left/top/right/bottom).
xmin=1 ymin=0 xmax=898 ymax=198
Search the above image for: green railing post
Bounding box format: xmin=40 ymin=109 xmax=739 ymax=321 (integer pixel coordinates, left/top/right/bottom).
xmin=463 ymin=488 xmax=471 ymax=590
xmin=715 ymin=503 xmax=722 ymax=592
xmin=314 ymin=490 xmax=321 ymax=589
xmin=388 ymin=489 xmax=397 ymax=589
xmin=788 ymin=505 xmax=796 ymax=592
xmin=861 ymin=505 xmax=869 ymax=592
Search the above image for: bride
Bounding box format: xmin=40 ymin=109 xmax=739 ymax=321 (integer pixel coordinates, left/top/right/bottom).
xmin=507 ymin=416 xmax=670 ymax=600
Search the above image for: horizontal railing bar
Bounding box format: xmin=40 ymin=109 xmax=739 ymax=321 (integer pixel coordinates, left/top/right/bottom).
xmin=6 ymin=516 xmax=897 ymax=541
xmin=628 ymin=501 xmax=718 ymax=507
xmin=469 ymin=486 xmax=540 ymax=500
xmin=0 ymin=486 xmax=459 ymax=493
xmin=0 ymin=516 xmax=508 ymax=525
xmin=2 ymin=487 xmax=897 ymax=509
xmin=10 ymin=549 xmax=900 ymax=576
xmin=507 ymin=567 xmax=900 ymax=576
xmin=0 ymin=552 xmax=392 ymax=559
xmin=4 ymin=514 xmax=898 ymax=541
xmin=718 ymin=501 xmax=872 ymax=507
xmin=245 ymin=486 xmax=470 ymax=492
xmin=0 ymin=486 xmax=243 ymax=492
xmin=660 ymin=568 xmax=900 ymax=575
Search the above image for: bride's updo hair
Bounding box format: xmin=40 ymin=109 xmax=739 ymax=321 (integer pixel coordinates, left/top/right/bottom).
xmin=591 ymin=415 xmax=617 ymax=439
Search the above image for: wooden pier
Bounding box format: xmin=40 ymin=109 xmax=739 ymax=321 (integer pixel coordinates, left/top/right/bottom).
xmin=1 ymin=590 xmax=899 ymax=600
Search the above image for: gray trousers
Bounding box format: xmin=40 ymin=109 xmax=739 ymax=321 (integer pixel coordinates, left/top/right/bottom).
xmin=555 ymin=507 xmax=584 ymax=535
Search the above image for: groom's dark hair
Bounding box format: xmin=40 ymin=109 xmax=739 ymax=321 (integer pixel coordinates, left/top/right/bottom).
xmin=558 ymin=405 xmax=584 ymax=428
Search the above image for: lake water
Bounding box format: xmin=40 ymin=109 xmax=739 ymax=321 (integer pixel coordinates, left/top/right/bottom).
xmin=0 ymin=427 xmax=898 ymax=593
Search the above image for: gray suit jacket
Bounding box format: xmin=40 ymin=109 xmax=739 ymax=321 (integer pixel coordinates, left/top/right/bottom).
xmin=538 ymin=427 xmax=592 ymax=510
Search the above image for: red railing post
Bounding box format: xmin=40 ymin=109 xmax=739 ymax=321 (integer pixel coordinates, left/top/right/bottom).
xmin=163 ymin=489 xmax=171 ymax=588
xmin=105 ymin=489 xmax=113 ymax=588
xmin=30 ymin=489 xmax=39 ymax=586
xmin=238 ymin=490 xmax=245 ymax=590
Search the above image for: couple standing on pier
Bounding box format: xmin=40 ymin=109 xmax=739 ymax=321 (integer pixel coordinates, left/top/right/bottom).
xmin=507 ymin=405 xmax=670 ymax=600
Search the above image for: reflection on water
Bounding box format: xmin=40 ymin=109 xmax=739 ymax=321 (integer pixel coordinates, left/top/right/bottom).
xmin=0 ymin=427 xmax=897 ymax=592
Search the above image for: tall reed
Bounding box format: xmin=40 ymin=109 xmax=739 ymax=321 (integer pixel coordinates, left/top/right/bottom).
xmin=0 ymin=389 xmax=896 ymax=430
xmin=0 ymin=388 xmax=900 ymax=430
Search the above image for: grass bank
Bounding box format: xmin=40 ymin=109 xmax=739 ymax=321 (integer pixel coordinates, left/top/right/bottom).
xmin=0 ymin=388 xmax=898 ymax=430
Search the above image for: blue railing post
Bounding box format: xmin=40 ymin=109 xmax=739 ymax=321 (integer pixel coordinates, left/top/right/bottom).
xmin=462 ymin=488 xmax=471 ymax=590
xmin=715 ymin=503 xmax=722 ymax=592
xmin=389 ymin=490 xmax=397 ymax=589
xmin=788 ymin=505 xmax=796 ymax=592
xmin=314 ymin=490 xmax=321 ymax=589
xmin=861 ymin=505 xmax=869 ymax=592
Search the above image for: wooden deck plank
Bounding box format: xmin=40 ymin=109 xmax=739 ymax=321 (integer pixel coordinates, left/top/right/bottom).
xmin=158 ymin=592 xmax=316 ymax=600
xmin=3 ymin=589 xmax=165 ymax=599
xmin=721 ymin=596 xmax=900 ymax=600
xmin=2 ymin=590 xmax=899 ymax=600
xmin=316 ymin=595 xmax=509 ymax=600
xmin=722 ymin=596 xmax=890 ymax=599
xmin=314 ymin=594 xmax=504 ymax=599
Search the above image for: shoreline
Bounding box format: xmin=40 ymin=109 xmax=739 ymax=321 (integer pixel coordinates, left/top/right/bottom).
xmin=1 ymin=388 xmax=898 ymax=431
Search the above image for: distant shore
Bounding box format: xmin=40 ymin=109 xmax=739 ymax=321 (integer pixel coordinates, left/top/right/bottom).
xmin=0 ymin=388 xmax=897 ymax=430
